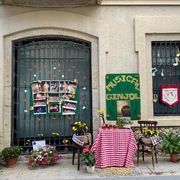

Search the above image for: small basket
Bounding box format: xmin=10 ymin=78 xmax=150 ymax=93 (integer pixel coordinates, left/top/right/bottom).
xmin=141 ymin=137 xmax=152 ymax=145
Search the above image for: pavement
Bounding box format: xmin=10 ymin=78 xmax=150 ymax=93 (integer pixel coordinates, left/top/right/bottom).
xmin=0 ymin=154 xmax=180 ymax=180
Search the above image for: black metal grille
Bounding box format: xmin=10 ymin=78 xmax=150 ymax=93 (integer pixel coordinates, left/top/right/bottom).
xmin=152 ymin=41 xmax=180 ymax=116
xmin=12 ymin=36 xmax=92 ymax=153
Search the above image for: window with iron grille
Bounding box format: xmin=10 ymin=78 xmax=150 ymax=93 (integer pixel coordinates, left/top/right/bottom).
xmin=152 ymin=41 xmax=180 ymax=116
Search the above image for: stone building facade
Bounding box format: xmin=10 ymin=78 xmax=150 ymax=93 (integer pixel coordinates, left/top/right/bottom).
xmin=0 ymin=0 xmax=180 ymax=150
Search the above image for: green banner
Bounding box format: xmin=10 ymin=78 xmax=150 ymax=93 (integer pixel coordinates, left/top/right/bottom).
xmin=106 ymin=74 xmax=140 ymax=120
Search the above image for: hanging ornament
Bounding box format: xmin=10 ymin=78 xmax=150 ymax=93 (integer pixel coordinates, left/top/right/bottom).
xmin=38 ymin=117 xmax=41 ymax=121
xmin=29 ymin=68 xmax=32 ymax=71
xmin=161 ymin=69 xmax=164 ymax=77
xmin=29 ymin=106 xmax=34 ymax=110
xmin=53 ymin=67 xmax=56 ymax=70
xmin=62 ymin=75 xmax=64 ymax=78
xmin=82 ymin=106 xmax=86 ymax=109
xmin=52 ymin=117 xmax=56 ymax=120
xmin=153 ymin=94 xmax=158 ymax=102
xmin=23 ymin=98 xmax=26 ymax=102
xmin=68 ymin=116 xmax=71 ymax=120
xmin=24 ymin=110 xmax=28 ymax=113
xmin=38 ymin=70 xmax=42 ymax=73
xmin=83 ymin=87 xmax=86 ymax=90
xmin=54 ymin=74 xmax=56 ymax=77
xmin=82 ymin=97 xmax=86 ymax=101
xmin=24 ymin=81 xmax=27 ymax=84
xmin=68 ymin=69 xmax=71 ymax=72
xmin=34 ymin=74 xmax=36 ymax=77
xmin=150 ymin=68 xmax=158 ymax=76
xmin=24 ymin=90 xmax=27 ymax=93
xmin=58 ymin=70 xmax=61 ymax=73
xmin=173 ymin=57 xmax=179 ymax=66
xmin=48 ymin=71 xmax=51 ymax=74
xmin=34 ymin=65 xmax=37 ymax=69
xmin=72 ymin=66 xmax=75 ymax=68
xmin=58 ymin=64 xmax=61 ymax=67
xmin=77 ymin=71 xmax=80 ymax=74
xmin=44 ymin=66 xmax=46 ymax=68
xmin=83 ymin=76 xmax=86 ymax=80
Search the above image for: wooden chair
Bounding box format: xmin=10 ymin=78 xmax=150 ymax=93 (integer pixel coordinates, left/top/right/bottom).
xmin=136 ymin=120 xmax=158 ymax=168
xmin=72 ymin=135 xmax=91 ymax=171
xmin=72 ymin=142 xmax=88 ymax=171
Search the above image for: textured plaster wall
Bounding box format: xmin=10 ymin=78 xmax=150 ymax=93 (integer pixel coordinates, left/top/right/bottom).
xmin=1 ymin=5 xmax=180 ymax=147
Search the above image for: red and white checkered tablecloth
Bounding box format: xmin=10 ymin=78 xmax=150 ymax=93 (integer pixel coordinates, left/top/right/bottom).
xmin=91 ymin=128 xmax=137 ymax=168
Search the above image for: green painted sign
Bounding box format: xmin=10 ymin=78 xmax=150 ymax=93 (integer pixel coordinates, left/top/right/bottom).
xmin=106 ymin=74 xmax=140 ymax=120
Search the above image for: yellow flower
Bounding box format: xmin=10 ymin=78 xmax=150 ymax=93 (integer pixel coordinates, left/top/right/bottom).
xmin=98 ymin=109 xmax=104 ymax=115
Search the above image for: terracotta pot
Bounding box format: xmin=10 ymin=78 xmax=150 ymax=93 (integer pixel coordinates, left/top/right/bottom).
xmin=86 ymin=165 xmax=95 ymax=173
xmin=170 ymin=153 xmax=179 ymax=163
xmin=5 ymin=157 xmax=18 ymax=167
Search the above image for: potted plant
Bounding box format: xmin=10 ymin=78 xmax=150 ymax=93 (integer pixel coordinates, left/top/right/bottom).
xmin=116 ymin=119 xmax=132 ymax=129
xmin=1 ymin=145 xmax=22 ymax=167
xmin=80 ymin=146 xmax=96 ymax=173
xmin=71 ymin=121 xmax=88 ymax=135
xmin=161 ymin=132 xmax=180 ymax=162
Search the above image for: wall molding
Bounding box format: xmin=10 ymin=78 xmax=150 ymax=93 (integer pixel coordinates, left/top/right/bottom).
xmin=101 ymin=0 xmax=180 ymax=5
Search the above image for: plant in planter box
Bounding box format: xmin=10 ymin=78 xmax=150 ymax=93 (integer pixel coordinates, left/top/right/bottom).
xmin=1 ymin=145 xmax=22 ymax=166
xmin=161 ymin=132 xmax=180 ymax=162
xmin=27 ymin=145 xmax=62 ymax=169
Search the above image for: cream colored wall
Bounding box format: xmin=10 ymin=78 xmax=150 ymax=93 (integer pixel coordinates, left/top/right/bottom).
xmin=1 ymin=5 xmax=180 ymax=148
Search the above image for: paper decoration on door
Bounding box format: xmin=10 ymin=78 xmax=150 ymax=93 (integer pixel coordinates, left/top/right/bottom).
xmin=30 ymin=80 xmax=78 ymax=115
xmin=161 ymin=84 xmax=180 ymax=107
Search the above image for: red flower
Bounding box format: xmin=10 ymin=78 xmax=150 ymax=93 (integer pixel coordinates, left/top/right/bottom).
xmin=82 ymin=147 xmax=89 ymax=153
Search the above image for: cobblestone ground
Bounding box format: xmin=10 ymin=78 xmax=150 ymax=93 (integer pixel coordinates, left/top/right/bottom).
xmin=0 ymin=155 xmax=180 ymax=180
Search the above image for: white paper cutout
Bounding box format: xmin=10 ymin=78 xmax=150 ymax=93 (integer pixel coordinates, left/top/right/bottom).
xmin=173 ymin=57 xmax=179 ymax=66
xmin=150 ymin=68 xmax=158 ymax=76
xmin=161 ymin=69 xmax=164 ymax=77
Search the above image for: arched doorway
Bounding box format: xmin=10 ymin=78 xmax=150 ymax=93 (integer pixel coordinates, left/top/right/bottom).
xmin=12 ymin=36 xmax=92 ymax=152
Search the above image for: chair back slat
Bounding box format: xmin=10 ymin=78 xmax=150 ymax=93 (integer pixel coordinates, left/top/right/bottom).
xmin=138 ymin=120 xmax=157 ymax=133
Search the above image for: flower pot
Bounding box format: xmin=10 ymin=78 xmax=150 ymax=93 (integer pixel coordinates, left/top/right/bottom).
xmin=86 ymin=165 xmax=95 ymax=173
xmin=5 ymin=157 xmax=18 ymax=167
xmin=64 ymin=146 xmax=68 ymax=153
xmin=170 ymin=153 xmax=179 ymax=163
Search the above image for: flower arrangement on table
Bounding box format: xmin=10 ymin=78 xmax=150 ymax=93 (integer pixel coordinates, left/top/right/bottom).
xmin=135 ymin=127 xmax=159 ymax=145
xmin=98 ymin=109 xmax=106 ymax=125
xmin=27 ymin=145 xmax=62 ymax=169
xmin=80 ymin=146 xmax=96 ymax=168
xmin=71 ymin=121 xmax=88 ymax=135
